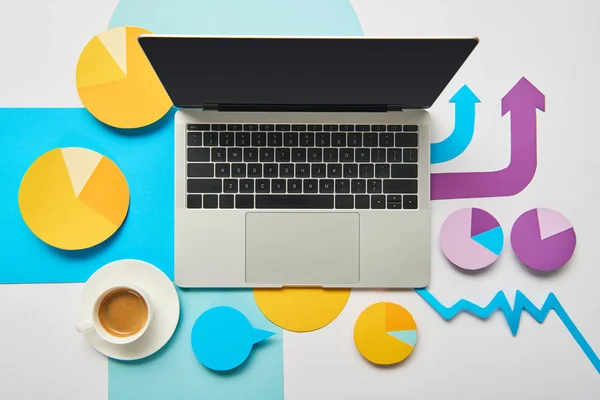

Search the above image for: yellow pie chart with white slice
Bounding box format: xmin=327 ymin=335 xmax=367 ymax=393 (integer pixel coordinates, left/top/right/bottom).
xmin=18 ymin=148 xmax=130 ymax=250
xmin=76 ymin=26 xmax=172 ymax=129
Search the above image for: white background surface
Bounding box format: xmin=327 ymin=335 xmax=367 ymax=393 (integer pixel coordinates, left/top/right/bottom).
xmin=0 ymin=0 xmax=599 ymax=398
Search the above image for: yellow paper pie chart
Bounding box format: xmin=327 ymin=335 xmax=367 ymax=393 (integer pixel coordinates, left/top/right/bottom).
xmin=18 ymin=148 xmax=130 ymax=250
xmin=354 ymin=302 xmax=418 ymax=365
xmin=76 ymin=26 xmax=172 ymax=129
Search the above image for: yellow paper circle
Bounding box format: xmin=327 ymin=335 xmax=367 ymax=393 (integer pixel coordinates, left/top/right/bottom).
xmin=76 ymin=26 xmax=172 ymax=129
xmin=253 ymin=287 xmax=350 ymax=332
xmin=18 ymin=148 xmax=130 ymax=250
xmin=354 ymin=302 xmax=417 ymax=365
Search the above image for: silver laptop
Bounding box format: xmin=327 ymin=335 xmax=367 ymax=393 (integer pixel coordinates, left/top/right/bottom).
xmin=139 ymin=36 xmax=479 ymax=288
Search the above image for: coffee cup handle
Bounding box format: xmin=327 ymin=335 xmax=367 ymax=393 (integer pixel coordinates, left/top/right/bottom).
xmin=76 ymin=320 xmax=93 ymax=333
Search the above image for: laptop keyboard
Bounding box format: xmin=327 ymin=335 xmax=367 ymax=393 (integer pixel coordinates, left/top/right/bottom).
xmin=186 ymin=123 xmax=419 ymax=210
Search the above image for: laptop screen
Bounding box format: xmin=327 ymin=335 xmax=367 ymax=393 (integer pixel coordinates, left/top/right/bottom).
xmin=138 ymin=36 xmax=478 ymax=110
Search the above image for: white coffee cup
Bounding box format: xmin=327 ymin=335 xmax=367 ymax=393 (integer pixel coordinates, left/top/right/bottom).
xmin=76 ymin=285 xmax=153 ymax=345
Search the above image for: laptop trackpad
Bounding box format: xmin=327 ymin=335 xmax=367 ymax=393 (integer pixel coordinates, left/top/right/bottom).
xmin=245 ymin=213 xmax=360 ymax=285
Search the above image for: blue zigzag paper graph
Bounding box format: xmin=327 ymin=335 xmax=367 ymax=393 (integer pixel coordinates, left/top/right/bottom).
xmin=415 ymin=289 xmax=600 ymax=373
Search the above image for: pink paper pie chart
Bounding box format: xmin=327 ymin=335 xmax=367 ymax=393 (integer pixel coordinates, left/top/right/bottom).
xmin=440 ymin=208 xmax=504 ymax=270
xmin=510 ymin=208 xmax=576 ymax=272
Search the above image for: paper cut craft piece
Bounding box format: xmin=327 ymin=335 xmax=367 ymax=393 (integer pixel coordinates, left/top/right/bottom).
xmin=191 ymin=306 xmax=274 ymax=371
xmin=76 ymin=26 xmax=172 ymax=129
xmin=354 ymin=302 xmax=417 ymax=365
xmin=415 ymin=288 xmax=599 ymax=373
xmin=18 ymin=147 xmax=130 ymax=250
xmin=253 ymin=287 xmax=350 ymax=332
xmin=431 ymin=77 xmax=545 ymax=200
xmin=440 ymin=208 xmax=503 ymax=270
xmin=430 ymin=84 xmax=480 ymax=164
xmin=510 ymin=208 xmax=576 ymax=272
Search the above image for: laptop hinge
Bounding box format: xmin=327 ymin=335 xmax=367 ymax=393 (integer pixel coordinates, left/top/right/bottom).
xmin=203 ymin=104 xmax=403 ymax=112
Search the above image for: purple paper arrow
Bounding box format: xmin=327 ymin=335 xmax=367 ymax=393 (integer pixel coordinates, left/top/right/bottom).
xmin=431 ymin=77 xmax=545 ymax=200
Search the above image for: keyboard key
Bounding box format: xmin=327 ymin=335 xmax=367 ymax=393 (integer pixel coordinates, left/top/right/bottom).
xmin=215 ymin=163 xmax=230 ymax=177
xmin=372 ymin=149 xmax=386 ymax=162
xmin=324 ymin=148 xmax=338 ymax=162
xmin=243 ymin=124 xmax=258 ymax=131
xmin=188 ymin=148 xmax=210 ymax=162
xmin=288 ymin=179 xmax=302 ymax=193
xmin=256 ymin=195 xmax=333 ymax=209
xmin=316 ymin=133 xmax=330 ymax=147
xmin=211 ymin=124 xmax=226 ymax=131
xmin=296 ymin=164 xmax=310 ymax=178
xmin=212 ymin=148 xmax=226 ymax=162
xmin=335 ymin=195 xmax=354 ymax=209
xmin=243 ymin=148 xmax=258 ymax=162
xmin=203 ymin=132 xmax=218 ymax=146
xmin=340 ymin=125 xmax=354 ymax=131
xmin=187 ymin=194 xmax=202 ymax=208
xmin=388 ymin=195 xmax=401 ymax=203
xmin=332 ymin=133 xmax=346 ymax=147
xmin=320 ymin=179 xmax=334 ymax=193
xmin=383 ymin=179 xmax=418 ymax=193
xmin=292 ymin=124 xmax=306 ymax=131
xmin=300 ymin=132 xmax=315 ymax=147
xmin=275 ymin=124 xmax=290 ymax=131
xmin=387 ymin=125 xmax=402 ymax=131
xmin=264 ymin=164 xmax=278 ymax=178
xmin=188 ymin=124 xmax=210 ymax=131
xmin=272 ymin=179 xmax=286 ymax=193
xmin=284 ymin=132 xmax=299 ymax=147
xmin=375 ymin=164 xmax=390 ymax=178
xmin=368 ymin=179 xmax=382 ymax=193
xmin=304 ymin=179 xmax=318 ymax=193
xmin=404 ymin=195 xmax=418 ymax=209
xmin=256 ymin=179 xmax=270 ymax=193
xmin=188 ymin=132 xmax=202 ymax=146
xmin=276 ymin=148 xmax=291 ymax=162
xmin=340 ymin=149 xmax=354 ymax=162
xmin=248 ymin=163 xmax=262 ymax=178
xmin=387 ymin=148 xmax=402 ymax=162
xmin=324 ymin=125 xmax=338 ymax=131
xmin=328 ymin=164 xmax=342 ymax=178
xmin=359 ymin=164 xmax=374 ymax=178
xmin=280 ymin=164 xmax=294 ymax=178
xmin=220 ymin=194 xmax=234 ymax=209
xmin=395 ymin=133 xmax=418 ymax=147
xmin=355 ymin=195 xmax=369 ymax=209
xmin=188 ymin=163 xmax=214 ymax=177
xmin=356 ymin=125 xmax=370 ymax=132
xmin=308 ymin=124 xmax=322 ymax=131
xmin=371 ymin=125 xmax=386 ymax=132
xmin=391 ymin=164 xmax=418 ymax=178
xmin=236 ymin=132 xmax=251 ymax=146
xmin=240 ymin=179 xmax=254 ymax=193
xmin=292 ymin=148 xmax=307 ymax=162
xmin=387 ymin=194 xmax=402 ymax=209
xmin=259 ymin=124 xmax=274 ymax=131
xmin=227 ymin=124 xmax=242 ymax=131
xmin=311 ymin=164 xmax=326 ymax=178
xmin=224 ymin=179 xmax=238 ymax=193
xmin=204 ymin=194 xmax=218 ymax=208
xmin=344 ymin=164 xmax=358 ymax=178
xmin=308 ymin=148 xmax=323 ymax=162
xmin=236 ymin=195 xmax=254 ymax=208
xmin=336 ymin=179 xmax=350 ymax=193
xmin=352 ymin=179 xmax=366 ymax=193
xmin=268 ymin=132 xmax=283 ymax=147
xmin=403 ymin=125 xmax=419 ymax=132
xmin=252 ymin=132 xmax=266 ymax=146
xmin=260 ymin=148 xmax=275 ymax=162
xmin=372 ymin=195 xmax=385 ymax=209
xmin=219 ymin=132 xmax=234 ymax=146
xmin=356 ymin=149 xmax=370 ymax=162
xmin=348 ymin=133 xmax=362 ymax=147
xmin=188 ymin=179 xmax=222 ymax=193
xmin=403 ymin=148 xmax=418 ymax=162
xmin=228 ymin=148 xmax=242 ymax=162
xmin=232 ymin=163 xmax=246 ymax=177
xmin=363 ymin=133 xmax=378 ymax=147
xmin=379 ymin=133 xmax=394 ymax=147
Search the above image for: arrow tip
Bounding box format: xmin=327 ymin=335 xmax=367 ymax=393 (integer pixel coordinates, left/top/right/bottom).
xmin=449 ymin=84 xmax=481 ymax=104
xmin=501 ymin=77 xmax=545 ymax=116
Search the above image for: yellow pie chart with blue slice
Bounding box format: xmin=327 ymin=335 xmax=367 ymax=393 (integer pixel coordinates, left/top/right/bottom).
xmin=76 ymin=26 xmax=172 ymax=129
xmin=18 ymin=148 xmax=130 ymax=250
xmin=354 ymin=302 xmax=417 ymax=365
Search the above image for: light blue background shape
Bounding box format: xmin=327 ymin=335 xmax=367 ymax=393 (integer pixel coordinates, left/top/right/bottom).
xmin=0 ymin=108 xmax=175 ymax=283
xmin=109 ymin=289 xmax=283 ymax=400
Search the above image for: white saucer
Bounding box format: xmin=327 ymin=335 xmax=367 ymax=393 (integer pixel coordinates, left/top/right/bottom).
xmin=76 ymin=259 xmax=180 ymax=361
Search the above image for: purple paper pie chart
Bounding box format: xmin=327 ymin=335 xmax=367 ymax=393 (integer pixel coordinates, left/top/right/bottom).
xmin=439 ymin=208 xmax=504 ymax=270
xmin=510 ymin=208 xmax=576 ymax=272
